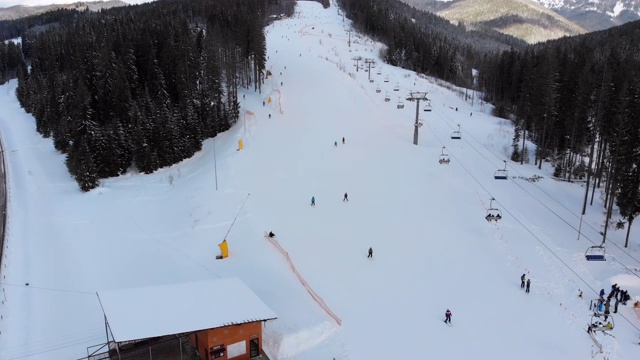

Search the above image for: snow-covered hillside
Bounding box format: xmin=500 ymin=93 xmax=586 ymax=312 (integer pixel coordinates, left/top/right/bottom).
xmin=0 ymin=1 xmax=639 ymax=359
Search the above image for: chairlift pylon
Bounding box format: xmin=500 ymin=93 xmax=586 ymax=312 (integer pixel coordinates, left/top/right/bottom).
xmin=439 ymin=146 xmax=450 ymax=165
xmin=585 ymin=245 xmax=606 ymax=261
xmin=485 ymin=197 xmax=502 ymax=221
xmin=494 ymin=160 xmax=508 ymax=180
xmin=451 ymin=124 xmax=461 ymax=139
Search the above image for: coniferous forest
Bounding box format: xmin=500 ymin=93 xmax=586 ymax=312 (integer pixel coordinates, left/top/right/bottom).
xmin=8 ymin=0 xmax=294 ymax=191
xmin=0 ymin=0 xmax=639 ymax=245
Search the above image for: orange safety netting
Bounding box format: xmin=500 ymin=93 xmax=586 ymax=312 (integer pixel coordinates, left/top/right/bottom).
xmin=265 ymin=235 xmax=342 ymax=326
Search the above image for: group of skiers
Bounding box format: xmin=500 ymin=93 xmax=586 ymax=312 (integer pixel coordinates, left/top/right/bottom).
xmin=334 ymin=137 xmax=346 ymax=147
xmin=593 ymin=284 xmax=632 ymax=320
xmin=520 ymin=273 xmax=531 ymax=293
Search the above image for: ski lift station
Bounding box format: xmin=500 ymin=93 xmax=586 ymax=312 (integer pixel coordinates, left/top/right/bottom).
xmin=92 ymin=278 xmax=277 ymax=360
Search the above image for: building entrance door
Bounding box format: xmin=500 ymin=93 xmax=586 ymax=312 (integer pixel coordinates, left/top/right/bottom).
xmin=249 ymin=338 xmax=259 ymax=357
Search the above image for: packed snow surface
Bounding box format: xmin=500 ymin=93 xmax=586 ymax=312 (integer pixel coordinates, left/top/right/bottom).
xmin=0 ymin=1 xmax=639 ymax=359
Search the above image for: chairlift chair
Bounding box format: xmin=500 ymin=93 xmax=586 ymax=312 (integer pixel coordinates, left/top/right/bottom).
xmin=585 ymin=245 xmax=606 ymax=261
xmin=369 ymin=79 xmax=374 ymax=83
xmin=376 ymin=86 xmax=381 ymax=93
xmin=397 ymin=98 xmax=405 ymax=109
xmin=494 ymin=160 xmax=508 ymax=180
xmin=393 ymin=83 xmax=400 ymax=91
xmin=377 ymin=69 xmax=381 ymax=75
xmin=588 ymin=312 xmax=614 ymax=332
xmin=451 ymin=124 xmax=461 ymax=139
xmin=384 ymin=75 xmax=389 ymax=83
xmin=384 ymin=92 xmax=391 ymax=102
xmin=439 ymin=147 xmax=450 ymax=165
xmin=423 ymin=100 xmax=432 ymax=112
xmin=485 ymin=197 xmax=502 ymax=221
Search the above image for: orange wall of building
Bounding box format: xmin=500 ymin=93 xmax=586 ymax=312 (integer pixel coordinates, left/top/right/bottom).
xmin=190 ymin=322 xmax=263 ymax=360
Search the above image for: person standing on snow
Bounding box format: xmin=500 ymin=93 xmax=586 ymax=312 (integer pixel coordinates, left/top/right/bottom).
xmin=525 ymin=279 xmax=531 ymax=293
xmin=334 ymin=141 xmax=337 ymax=147
xmin=520 ymin=274 xmax=526 ymax=289
xmin=367 ymin=247 xmax=373 ymax=258
xmin=342 ymin=137 xmax=345 ymax=144
xmin=444 ymin=309 xmax=452 ymax=324
xmin=311 ymin=196 xmax=316 ymax=207
xmin=343 ymin=192 xmax=349 ymax=202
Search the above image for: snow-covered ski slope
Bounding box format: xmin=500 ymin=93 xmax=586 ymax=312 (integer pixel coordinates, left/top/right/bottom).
xmin=0 ymin=1 xmax=639 ymax=359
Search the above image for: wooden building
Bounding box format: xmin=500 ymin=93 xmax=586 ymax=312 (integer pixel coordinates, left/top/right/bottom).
xmin=93 ymin=278 xmax=277 ymax=360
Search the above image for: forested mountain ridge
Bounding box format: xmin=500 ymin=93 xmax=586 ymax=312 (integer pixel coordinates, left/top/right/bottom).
xmin=532 ymin=0 xmax=640 ymax=31
xmin=0 ymin=1 xmax=127 ymax=21
xmin=400 ymin=0 xmax=587 ymax=43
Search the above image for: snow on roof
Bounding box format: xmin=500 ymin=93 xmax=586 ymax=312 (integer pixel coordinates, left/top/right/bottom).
xmin=97 ymin=278 xmax=277 ymax=343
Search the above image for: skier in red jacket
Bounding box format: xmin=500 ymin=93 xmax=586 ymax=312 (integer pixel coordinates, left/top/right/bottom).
xmin=444 ymin=309 xmax=452 ymax=324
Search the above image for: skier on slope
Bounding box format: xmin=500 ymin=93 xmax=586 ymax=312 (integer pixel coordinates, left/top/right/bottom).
xmin=520 ymin=274 xmax=526 ymax=289
xmin=311 ymin=196 xmax=316 ymax=207
xmin=444 ymin=309 xmax=452 ymax=324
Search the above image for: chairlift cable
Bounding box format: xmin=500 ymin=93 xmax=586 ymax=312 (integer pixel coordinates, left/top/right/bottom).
xmin=425 ymin=124 xmax=640 ymax=333
xmin=431 ymin=104 xmax=640 ymax=267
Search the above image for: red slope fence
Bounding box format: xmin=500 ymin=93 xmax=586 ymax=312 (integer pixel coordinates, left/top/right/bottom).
xmin=265 ymin=234 xmax=342 ymax=326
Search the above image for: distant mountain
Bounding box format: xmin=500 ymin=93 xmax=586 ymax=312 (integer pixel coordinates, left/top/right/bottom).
xmin=401 ymin=0 xmax=587 ymax=43
xmin=531 ymin=0 xmax=640 ymax=31
xmin=0 ymin=1 xmax=128 ymax=21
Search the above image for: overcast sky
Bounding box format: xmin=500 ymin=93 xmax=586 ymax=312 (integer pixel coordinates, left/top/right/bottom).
xmin=0 ymin=0 xmax=154 ymax=8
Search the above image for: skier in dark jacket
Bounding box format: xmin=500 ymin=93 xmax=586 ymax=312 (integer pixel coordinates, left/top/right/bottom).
xmin=368 ymin=247 xmax=373 ymax=258
xmin=444 ymin=309 xmax=452 ymax=324
xmin=343 ymin=192 xmax=349 ymax=202
xmin=311 ymin=196 xmax=316 ymax=206
xmin=520 ymin=274 xmax=526 ymax=288
xmin=525 ymin=279 xmax=531 ymax=293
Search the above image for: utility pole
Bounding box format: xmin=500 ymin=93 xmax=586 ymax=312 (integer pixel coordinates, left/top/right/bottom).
xmin=406 ymin=92 xmax=429 ymax=145
xmin=364 ymin=58 xmax=375 ymax=82
xmin=347 ymin=30 xmax=351 ymax=47
xmin=352 ymin=56 xmax=362 ymax=71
